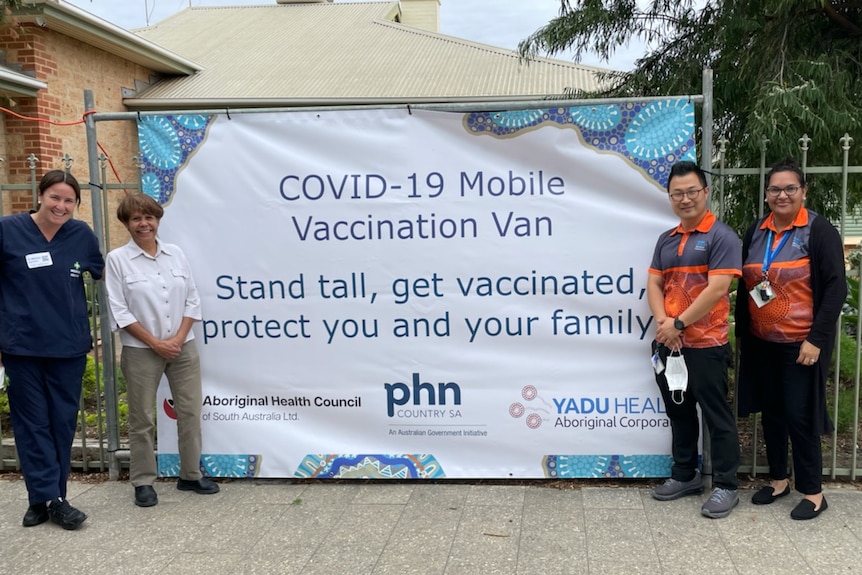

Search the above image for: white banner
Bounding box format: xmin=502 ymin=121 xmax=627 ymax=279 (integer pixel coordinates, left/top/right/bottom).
xmin=136 ymin=101 xmax=695 ymax=478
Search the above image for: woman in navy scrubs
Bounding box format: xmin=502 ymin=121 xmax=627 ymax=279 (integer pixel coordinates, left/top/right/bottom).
xmin=0 ymin=170 xmax=104 ymax=530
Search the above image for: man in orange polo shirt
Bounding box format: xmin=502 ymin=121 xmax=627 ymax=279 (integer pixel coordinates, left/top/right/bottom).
xmin=647 ymin=161 xmax=742 ymax=518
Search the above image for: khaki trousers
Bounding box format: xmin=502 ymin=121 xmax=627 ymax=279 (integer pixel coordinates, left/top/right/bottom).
xmin=121 ymin=340 xmax=203 ymax=485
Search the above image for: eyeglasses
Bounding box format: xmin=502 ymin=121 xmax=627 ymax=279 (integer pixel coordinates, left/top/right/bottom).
xmin=668 ymin=187 xmax=706 ymax=202
xmin=765 ymin=185 xmax=803 ymax=197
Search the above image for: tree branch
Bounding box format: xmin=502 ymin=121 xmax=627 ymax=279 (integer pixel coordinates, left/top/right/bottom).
xmin=822 ymin=0 xmax=862 ymax=36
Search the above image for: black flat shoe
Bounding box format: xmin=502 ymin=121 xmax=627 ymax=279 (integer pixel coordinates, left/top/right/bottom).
xmin=751 ymin=483 xmax=791 ymax=505
xmin=134 ymin=485 xmax=158 ymax=507
xmin=791 ymin=496 xmax=828 ymax=520
xmin=48 ymin=498 xmax=87 ymax=530
xmin=177 ymin=477 xmax=220 ymax=495
xmin=22 ymin=503 xmax=49 ymax=527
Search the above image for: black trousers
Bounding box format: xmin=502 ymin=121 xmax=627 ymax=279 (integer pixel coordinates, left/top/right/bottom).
xmin=747 ymin=336 xmax=823 ymax=494
xmin=654 ymin=343 xmax=740 ymax=489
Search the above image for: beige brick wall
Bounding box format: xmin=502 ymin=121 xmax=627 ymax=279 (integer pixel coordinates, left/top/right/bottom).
xmin=0 ymin=22 xmax=157 ymax=249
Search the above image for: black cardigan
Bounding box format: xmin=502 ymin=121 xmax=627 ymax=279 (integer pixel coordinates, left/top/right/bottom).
xmin=735 ymin=211 xmax=847 ymax=434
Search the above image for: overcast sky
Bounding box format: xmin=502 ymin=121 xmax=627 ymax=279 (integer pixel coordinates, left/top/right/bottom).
xmin=63 ymin=0 xmax=643 ymax=70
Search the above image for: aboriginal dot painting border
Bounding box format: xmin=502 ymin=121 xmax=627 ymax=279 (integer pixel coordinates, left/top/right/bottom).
xmin=158 ymin=453 xmax=262 ymax=478
xmin=294 ymin=454 xmax=445 ymax=479
xmin=463 ymin=99 xmax=696 ymax=190
xmin=137 ymin=101 xmax=693 ymax=203
xmin=542 ymin=454 xmax=674 ymax=478
xmin=136 ymin=114 xmax=213 ymax=204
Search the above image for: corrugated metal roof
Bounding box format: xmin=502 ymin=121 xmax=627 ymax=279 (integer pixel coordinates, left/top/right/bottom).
xmin=130 ymin=2 xmax=610 ymax=107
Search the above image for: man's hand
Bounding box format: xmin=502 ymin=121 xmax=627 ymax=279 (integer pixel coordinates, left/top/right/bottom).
xmin=655 ymin=317 xmax=683 ymax=348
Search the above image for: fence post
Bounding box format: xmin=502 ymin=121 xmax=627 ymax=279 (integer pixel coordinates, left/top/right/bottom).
xmin=84 ymin=90 xmax=121 ymax=479
xmin=758 ymin=137 xmax=769 ymax=220
xmin=853 ymin=251 xmax=861 ymax=481
xmin=27 ymin=153 xmax=38 ymax=209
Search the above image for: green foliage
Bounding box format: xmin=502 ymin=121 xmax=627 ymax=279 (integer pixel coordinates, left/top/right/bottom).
xmin=836 ymin=331 xmax=859 ymax=385
xmin=83 ymin=354 xmax=126 ymax=397
xmin=82 ymin=355 xmax=98 ymax=400
xmin=80 ymin=355 xmax=128 ymax=437
xmin=846 ymin=275 xmax=860 ymax=332
xmin=1 ymin=357 xmax=127 ymax=438
xmin=843 ymin=249 xmax=861 ymax=333
xmin=1 ymin=2 xmax=24 ymax=14
xmin=85 ymin=400 xmax=128 ymax=437
xmin=822 ymin=332 xmax=861 ymax=434
xmin=519 ymin=1 xmax=862 ymax=234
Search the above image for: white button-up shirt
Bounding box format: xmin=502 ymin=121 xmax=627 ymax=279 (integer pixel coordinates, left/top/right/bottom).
xmin=105 ymin=239 xmax=202 ymax=348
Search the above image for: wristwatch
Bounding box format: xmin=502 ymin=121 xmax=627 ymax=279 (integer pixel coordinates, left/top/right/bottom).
xmin=673 ymin=318 xmax=686 ymax=331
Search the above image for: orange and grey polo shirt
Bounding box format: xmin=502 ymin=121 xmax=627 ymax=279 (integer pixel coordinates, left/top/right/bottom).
xmin=741 ymin=208 xmax=813 ymax=343
xmin=649 ymin=211 xmax=742 ymax=348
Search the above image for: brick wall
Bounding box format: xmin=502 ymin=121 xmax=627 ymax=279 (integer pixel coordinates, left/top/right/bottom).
xmin=0 ymin=21 xmax=158 ymax=247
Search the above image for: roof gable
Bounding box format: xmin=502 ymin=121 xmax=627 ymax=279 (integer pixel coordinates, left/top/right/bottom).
xmin=129 ymin=1 xmax=609 ymax=108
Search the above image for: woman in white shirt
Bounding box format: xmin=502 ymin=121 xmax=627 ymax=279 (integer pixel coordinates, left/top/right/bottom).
xmin=105 ymin=193 xmax=219 ymax=507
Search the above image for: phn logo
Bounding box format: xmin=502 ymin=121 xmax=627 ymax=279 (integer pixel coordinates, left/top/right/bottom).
xmin=384 ymin=372 xmax=461 ymax=417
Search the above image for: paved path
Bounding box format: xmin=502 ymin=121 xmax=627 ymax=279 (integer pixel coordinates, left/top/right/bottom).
xmin=0 ymin=478 xmax=860 ymax=574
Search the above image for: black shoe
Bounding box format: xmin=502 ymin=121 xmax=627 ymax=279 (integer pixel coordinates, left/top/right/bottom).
xmin=752 ymin=483 xmax=791 ymax=505
xmin=48 ymin=498 xmax=87 ymax=530
xmin=791 ymin=496 xmax=828 ymax=520
xmin=22 ymin=503 xmax=49 ymax=527
xmin=134 ymin=485 xmax=158 ymax=507
xmin=177 ymin=477 xmax=220 ymax=495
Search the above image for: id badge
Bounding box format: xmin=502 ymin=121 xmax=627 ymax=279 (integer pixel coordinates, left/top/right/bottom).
xmin=749 ymin=280 xmax=775 ymax=308
xmin=651 ymin=351 xmax=665 ymax=375
xmin=25 ymin=251 xmax=53 ymax=269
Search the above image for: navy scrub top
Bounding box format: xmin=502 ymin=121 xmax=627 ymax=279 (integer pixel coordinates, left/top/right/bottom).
xmin=0 ymin=212 xmax=105 ymax=358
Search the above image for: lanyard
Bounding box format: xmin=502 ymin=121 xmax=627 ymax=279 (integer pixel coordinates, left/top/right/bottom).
xmin=762 ymin=229 xmax=791 ymax=275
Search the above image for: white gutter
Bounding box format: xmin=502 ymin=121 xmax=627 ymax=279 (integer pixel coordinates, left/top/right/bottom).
xmin=15 ymin=0 xmax=202 ymax=75
xmin=0 ymin=66 xmax=47 ymax=96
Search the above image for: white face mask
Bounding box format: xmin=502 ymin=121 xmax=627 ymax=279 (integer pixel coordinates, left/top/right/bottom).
xmin=664 ymin=348 xmax=688 ymax=405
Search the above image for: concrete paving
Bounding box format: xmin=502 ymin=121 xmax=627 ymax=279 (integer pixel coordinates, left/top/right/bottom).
xmin=0 ymin=477 xmax=860 ymax=574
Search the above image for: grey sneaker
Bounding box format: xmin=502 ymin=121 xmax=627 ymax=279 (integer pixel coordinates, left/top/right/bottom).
xmin=701 ymin=487 xmax=739 ymax=519
xmin=652 ymin=470 xmax=703 ymax=501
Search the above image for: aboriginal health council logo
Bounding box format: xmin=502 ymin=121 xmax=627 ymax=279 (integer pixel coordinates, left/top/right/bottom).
xmin=157 ymin=395 xmax=262 ymax=478
xmin=163 ymin=398 xmax=177 ymax=420
xmin=508 ymin=385 xmax=552 ymax=429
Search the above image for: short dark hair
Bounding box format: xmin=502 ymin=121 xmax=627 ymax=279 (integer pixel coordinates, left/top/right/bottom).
xmin=666 ymin=161 xmax=707 ymax=192
xmin=766 ymin=159 xmax=806 ymax=187
xmin=116 ymin=193 xmax=164 ymax=224
xmin=39 ymin=170 xmax=81 ymax=206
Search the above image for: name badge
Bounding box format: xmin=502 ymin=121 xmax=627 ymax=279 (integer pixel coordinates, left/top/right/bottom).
xmin=749 ymin=280 xmax=775 ymax=308
xmin=25 ymin=251 xmax=53 ymax=269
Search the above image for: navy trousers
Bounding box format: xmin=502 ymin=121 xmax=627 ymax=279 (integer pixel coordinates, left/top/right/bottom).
xmin=4 ymin=354 xmax=86 ymax=505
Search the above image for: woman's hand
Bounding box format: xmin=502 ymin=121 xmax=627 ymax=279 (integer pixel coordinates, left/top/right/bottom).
xmin=797 ymin=340 xmax=821 ymax=366
xmin=151 ymin=338 xmax=182 ymax=360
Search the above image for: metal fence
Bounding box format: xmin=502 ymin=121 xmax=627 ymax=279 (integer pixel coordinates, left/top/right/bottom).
xmin=1 ymin=129 xmax=860 ymax=482
xmin=713 ymin=133 xmax=862 ymax=480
